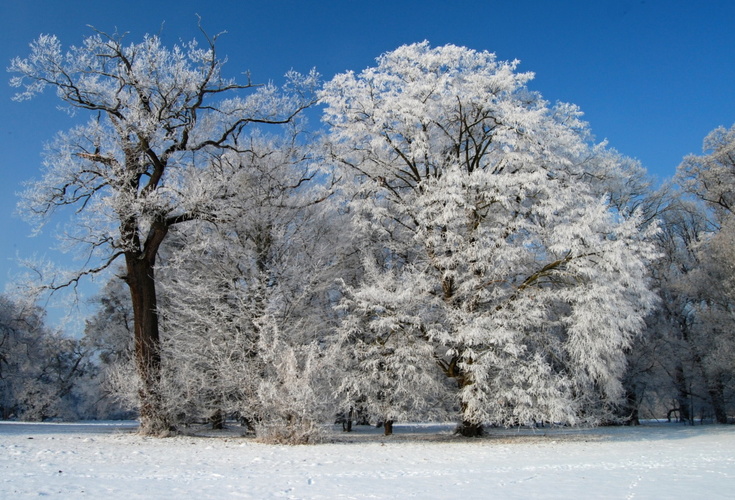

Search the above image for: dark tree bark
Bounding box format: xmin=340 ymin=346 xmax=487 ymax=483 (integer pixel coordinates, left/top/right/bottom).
xmin=623 ymin=388 xmax=641 ymax=426
xmin=210 ymin=409 xmax=225 ymax=430
xmin=674 ymin=364 xmax=692 ymax=423
xmin=455 ymin=420 xmax=484 ymax=437
xmin=343 ymin=407 xmax=353 ymax=432
xmin=708 ymin=376 xmax=728 ymax=424
xmin=125 ymin=251 xmax=168 ymax=435
xmin=383 ymin=420 xmax=394 ymax=436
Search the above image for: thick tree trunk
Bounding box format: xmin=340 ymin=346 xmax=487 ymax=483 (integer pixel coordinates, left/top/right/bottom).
xmin=455 ymin=420 xmax=484 ymax=437
xmin=452 ymin=368 xmax=483 ymax=437
xmin=126 ymin=253 xmax=169 ymax=435
xmin=674 ymin=364 xmax=692 ymax=423
xmin=210 ymin=409 xmax=225 ymax=430
xmin=708 ymin=376 xmax=728 ymax=424
xmin=383 ymin=420 xmax=394 ymax=436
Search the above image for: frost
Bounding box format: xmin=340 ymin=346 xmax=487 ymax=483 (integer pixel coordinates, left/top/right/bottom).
xmin=323 ymin=42 xmax=658 ymax=429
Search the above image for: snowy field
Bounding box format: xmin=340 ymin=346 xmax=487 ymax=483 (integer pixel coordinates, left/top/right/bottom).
xmin=1 ymin=421 xmax=733 ymax=499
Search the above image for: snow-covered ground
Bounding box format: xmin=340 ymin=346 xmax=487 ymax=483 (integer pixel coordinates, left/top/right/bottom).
xmin=1 ymin=421 xmax=733 ymax=499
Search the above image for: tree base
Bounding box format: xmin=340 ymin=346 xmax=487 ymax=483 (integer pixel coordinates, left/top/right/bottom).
xmin=455 ymin=421 xmax=483 ymax=437
xmin=138 ymin=411 xmax=174 ymax=437
xmin=384 ymin=420 xmax=394 ymax=436
xmin=210 ymin=409 xmax=225 ymax=430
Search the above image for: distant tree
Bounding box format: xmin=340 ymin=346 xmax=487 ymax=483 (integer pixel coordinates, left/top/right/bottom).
xmin=322 ymin=42 xmax=658 ymax=435
xmin=678 ymin=124 xmax=735 ymax=223
xmin=622 ymin=191 xmax=705 ymax=424
xmin=0 ymin=294 xmax=92 ymax=420
xmin=580 ymin=164 xmax=669 ymax=425
xmin=82 ymin=274 xmax=138 ymax=419
xmin=672 ymin=124 xmax=735 ymax=423
xmin=682 ymin=223 xmax=735 ymax=423
xmin=9 ymin=27 xmax=317 ymax=434
xmin=84 ymin=275 xmax=135 ymax=368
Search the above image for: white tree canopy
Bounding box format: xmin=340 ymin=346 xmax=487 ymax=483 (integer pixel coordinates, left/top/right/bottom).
xmin=673 ymin=123 xmax=735 ymax=423
xmin=10 ymin=30 xmax=317 ymax=275
xmin=322 ymin=42 xmax=659 ymax=430
xmin=678 ymin=124 xmax=735 ymax=223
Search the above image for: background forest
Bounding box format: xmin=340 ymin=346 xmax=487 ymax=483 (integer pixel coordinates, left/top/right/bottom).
xmin=1 ymin=26 xmax=733 ymax=443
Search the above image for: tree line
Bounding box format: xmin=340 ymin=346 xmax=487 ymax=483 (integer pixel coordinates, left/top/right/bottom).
xmin=1 ymin=30 xmax=732 ymax=442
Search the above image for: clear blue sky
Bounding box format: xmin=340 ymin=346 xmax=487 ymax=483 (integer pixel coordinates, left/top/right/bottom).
xmin=1 ymin=1 xmax=733 ymax=328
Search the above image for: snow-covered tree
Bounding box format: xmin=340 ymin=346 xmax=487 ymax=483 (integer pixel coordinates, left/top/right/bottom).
xmin=322 ymin=42 xmax=658 ymax=434
xmin=250 ymin=316 xmax=335 ymax=443
xmin=620 ymin=191 xmax=704 ymax=423
xmin=81 ymin=274 xmax=139 ymax=419
xmin=671 ymin=124 xmax=735 ymax=423
xmin=583 ymin=169 xmax=669 ymax=425
xmin=0 ymin=294 xmax=93 ymax=420
xmin=334 ymin=259 xmax=452 ymax=435
xmin=9 ymin=27 xmax=317 ymax=434
xmin=678 ymin=124 xmax=735 ymax=223
xmin=150 ymin=130 xmax=340 ymax=439
xmin=682 ymin=225 xmax=735 ymax=423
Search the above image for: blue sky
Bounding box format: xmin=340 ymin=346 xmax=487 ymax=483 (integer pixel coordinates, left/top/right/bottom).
xmin=0 ymin=0 xmax=733 ymax=327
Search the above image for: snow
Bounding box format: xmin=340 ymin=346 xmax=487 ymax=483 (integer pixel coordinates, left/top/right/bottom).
xmin=1 ymin=421 xmax=733 ymax=499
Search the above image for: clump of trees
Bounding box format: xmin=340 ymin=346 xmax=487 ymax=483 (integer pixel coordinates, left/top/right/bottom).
xmin=614 ymin=125 xmax=735 ymax=426
xmin=0 ymin=294 xmax=97 ymax=421
xmin=4 ymin=28 xmax=733 ymax=442
xmin=8 ymin=26 xmax=318 ymax=435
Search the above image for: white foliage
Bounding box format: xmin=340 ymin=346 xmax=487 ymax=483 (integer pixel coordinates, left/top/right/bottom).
xmin=10 ymin=29 xmax=318 ymax=284
xmin=0 ymin=294 xmax=93 ymax=421
xmin=150 ymin=131 xmax=340 ymax=437
xmin=252 ymin=318 xmax=333 ymax=444
xmin=334 ymin=259 xmax=451 ymax=424
xmin=322 ymin=42 xmax=658 ymax=428
xmin=678 ymin=124 xmax=735 ymax=222
xmin=9 ymin=28 xmax=318 ymax=433
xmin=670 ymin=123 xmax=735 ymax=422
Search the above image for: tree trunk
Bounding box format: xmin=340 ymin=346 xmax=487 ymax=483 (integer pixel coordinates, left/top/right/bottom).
xmin=342 ymin=407 xmax=353 ymax=432
xmin=674 ymin=364 xmax=692 ymax=423
xmin=453 ymin=370 xmax=483 ymax=437
xmin=126 ymin=253 xmax=169 ymax=435
xmin=383 ymin=420 xmax=394 ymax=436
xmin=623 ymin=387 xmax=641 ymax=426
xmin=210 ymin=409 xmax=225 ymax=430
xmin=708 ymin=376 xmax=728 ymax=424
xmin=455 ymin=420 xmax=484 ymax=437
